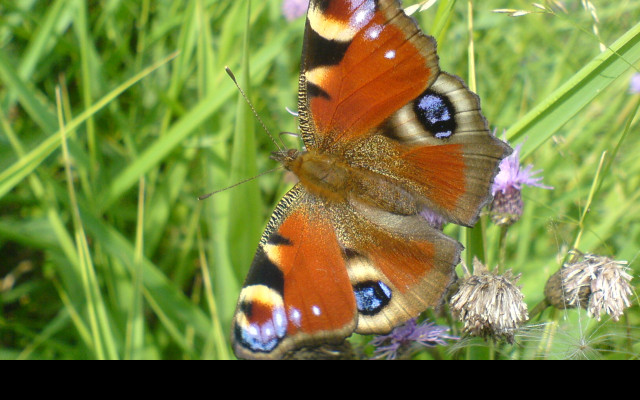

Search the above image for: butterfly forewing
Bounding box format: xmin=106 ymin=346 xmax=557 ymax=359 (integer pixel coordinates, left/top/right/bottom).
xmin=299 ymin=0 xmax=440 ymax=148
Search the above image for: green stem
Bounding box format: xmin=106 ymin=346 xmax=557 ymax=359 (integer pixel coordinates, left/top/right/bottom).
xmin=497 ymin=225 xmax=509 ymax=273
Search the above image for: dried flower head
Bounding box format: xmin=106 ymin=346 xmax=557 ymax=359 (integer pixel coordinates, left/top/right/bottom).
xmin=490 ymin=142 xmax=553 ymax=226
xmin=630 ymin=73 xmax=640 ymax=94
xmin=282 ymin=0 xmax=309 ymax=21
xmin=544 ymin=252 xmax=633 ymax=321
xmin=370 ymin=318 xmax=456 ymax=360
xmin=450 ymin=258 xmax=529 ymax=343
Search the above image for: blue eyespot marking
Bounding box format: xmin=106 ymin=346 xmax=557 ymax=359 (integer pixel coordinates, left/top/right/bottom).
xmin=414 ymin=91 xmax=456 ymax=139
xmin=354 ymin=280 xmax=392 ymax=316
xmin=235 ymin=303 xmax=287 ymax=353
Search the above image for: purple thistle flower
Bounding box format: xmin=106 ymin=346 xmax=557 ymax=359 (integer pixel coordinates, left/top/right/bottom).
xmin=282 ymin=0 xmax=309 ymax=21
xmin=371 ymin=319 xmax=457 ymax=360
xmin=420 ymin=208 xmax=447 ymax=231
xmin=630 ymin=73 xmax=640 ymax=94
xmin=492 ymin=143 xmax=553 ymax=196
xmin=490 ymin=142 xmax=552 ymax=226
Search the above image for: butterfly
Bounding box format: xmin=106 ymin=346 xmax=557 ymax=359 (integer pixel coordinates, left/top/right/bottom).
xmin=231 ymin=0 xmax=511 ymax=360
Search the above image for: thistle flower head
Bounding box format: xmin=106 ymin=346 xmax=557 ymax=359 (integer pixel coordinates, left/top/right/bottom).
xmin=450 ymin=258 xmax=529 ymax=343
xmin=282 ymin=0 xmax=309 ymax=21
xmin=370 ymin=318 xmax=456 ymax=360
xmin=630 ymin=73 xmax=640 ymax=94
xmin=490 ymin=142 xmax=553 ymax=226
xmin=544 ymin=252 xmax=633 ymax=321
xmin=420 ymin=208 xmax=447 ymax=231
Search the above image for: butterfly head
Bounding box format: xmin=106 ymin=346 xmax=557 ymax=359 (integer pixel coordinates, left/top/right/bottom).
xmin=270 ymin=148 xmax=301 ymax=169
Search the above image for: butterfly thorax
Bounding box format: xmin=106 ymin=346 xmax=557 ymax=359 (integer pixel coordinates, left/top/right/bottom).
xmin=271 ymin=148 xmax=420 ymax=215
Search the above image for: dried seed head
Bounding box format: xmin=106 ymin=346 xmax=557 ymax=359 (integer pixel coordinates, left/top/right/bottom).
xmin=545 ymin=252 xmax=633 ymax=321
xmin=450 ymin=258 xmax=529 ymax=343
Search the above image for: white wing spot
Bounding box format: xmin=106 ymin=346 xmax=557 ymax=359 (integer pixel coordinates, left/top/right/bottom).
xmin=289 ymin=307 xmax=302 ymax=327
xmin=366 ymin=25 xmax=382 ymax=40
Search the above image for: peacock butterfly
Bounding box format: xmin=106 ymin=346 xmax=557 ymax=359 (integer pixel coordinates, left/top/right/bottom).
xmin=231 ymin=0 xmax=511 ymax=360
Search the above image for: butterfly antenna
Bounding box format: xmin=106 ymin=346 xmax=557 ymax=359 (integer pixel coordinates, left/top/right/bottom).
xmin=225 ymin=67 xmax=285 ymax=152
xmin=198 ymin=165 xmax=284 ymax=201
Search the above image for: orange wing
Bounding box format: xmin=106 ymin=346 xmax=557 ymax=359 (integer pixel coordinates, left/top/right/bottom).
xmin=298 ymin=0 xmax=440 ymax=148
xmin=383 ymin=73 xmax=511 ymax=226
xmin=335 ymin=201 xmax=461 ymax=333
xmin=298 ymin=0 xmax=510 ymax=226
xmin=231 ymin=186 xmax=357 ymax=360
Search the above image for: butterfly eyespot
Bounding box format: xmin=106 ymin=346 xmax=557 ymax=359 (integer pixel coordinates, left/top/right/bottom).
xmin=234 ymin=306 xmax=287 ymax=353
xmin=234 ymin=285 xmax=288 ymax=353
xmin=353 ymin=280 xmax=392 ymax=315
xmin=414 ymin=91 xmax=456 ymax=139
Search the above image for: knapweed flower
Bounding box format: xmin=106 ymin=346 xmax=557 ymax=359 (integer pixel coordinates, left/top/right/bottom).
xmin=420 ymin=208 xmax=447 ymax=231
xmin=450 ymin=258 xmax=529 ymax=343
xmin=371 ymin=318 xmax=456 ymax=360
xmin=282 ymin=0 xmax=309 ymax=21
xmin=490 ymin=142 xmax=553 ymax=226
xmin=544 ymin=252 xmax=633 ymax=321
xmin=630 ymin=73 xmax=640 ymax=94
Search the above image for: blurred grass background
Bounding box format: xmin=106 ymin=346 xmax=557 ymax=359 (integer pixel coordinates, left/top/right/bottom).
xmin=0 ymin=0 xmax=639 ymax=360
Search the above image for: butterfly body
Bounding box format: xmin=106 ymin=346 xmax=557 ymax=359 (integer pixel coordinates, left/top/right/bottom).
xmin=273 ymin=147 xmax=421 ymax=215
xmin=231 ymin=0 xmax=511 ymax=360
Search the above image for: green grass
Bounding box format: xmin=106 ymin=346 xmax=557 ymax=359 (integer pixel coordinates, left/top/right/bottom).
xmin=1 ymin=0 xmax=639 ymax=360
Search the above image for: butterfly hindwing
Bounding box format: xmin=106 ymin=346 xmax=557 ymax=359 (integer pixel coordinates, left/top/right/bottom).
xmin=379 ymin=72 xmax=512 ymax=226
xmin=232 ymin=187 xmax=461 ymax=359
xmin=333 ymin=201 xmax=461 ymax=333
